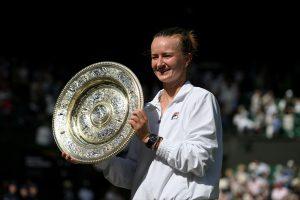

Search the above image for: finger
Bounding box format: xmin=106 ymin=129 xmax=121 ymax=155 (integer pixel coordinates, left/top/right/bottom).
xmin=136 ymin=109 xmax=148 ymax=121
xmin=67 ymin=154 xmax=73 ymax=161
xmin=68 ymin=155 xmax=79 ymax=164
xmin=62 ymin=152 xmax=67 ymax=159
xmin=129 ymin=120 xmax=142 ymax=131
xmin=128 ymin=119 xmax=137 ymax=129
xmin=66 ymin=154 xmax=71 ymax=160
xmin=70 ymin=157 xmax=79 ymax=164
xmin=132 ymin=110 xmax=147 ymax=123
xmin=132 ymin=109 xmax=144 ymax=116
xmin=131 ymin=110 xmax=139 ymax=118
xmin=130 ymin=115 xmax=140 ymax=123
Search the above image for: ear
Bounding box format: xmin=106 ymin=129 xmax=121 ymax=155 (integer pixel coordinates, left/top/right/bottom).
xmin=185 ymin=53 xmax=192 ymax=68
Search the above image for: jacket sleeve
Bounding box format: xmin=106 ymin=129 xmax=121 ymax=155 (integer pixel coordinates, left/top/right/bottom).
xmin=156 ymin=92 xmax=222 ymax=177
xmin=94 ymin=136 xmax=140 ymax=189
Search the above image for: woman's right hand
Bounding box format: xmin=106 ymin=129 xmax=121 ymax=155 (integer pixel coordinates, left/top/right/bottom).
xmin=129 ymin=109 xmax=149 ymax=143
xmin=61 ymin=152 xmax=79 ymax=164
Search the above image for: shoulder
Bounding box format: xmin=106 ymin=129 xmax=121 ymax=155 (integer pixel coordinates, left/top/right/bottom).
xmin=186 ymin=86 xmax=221 ymax=115
xmin=189 ymin=86 xmax=216 ymax=103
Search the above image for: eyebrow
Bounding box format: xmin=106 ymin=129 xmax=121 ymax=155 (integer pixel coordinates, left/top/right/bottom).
xmin=151 ymin=51 xmax=175 ymax=55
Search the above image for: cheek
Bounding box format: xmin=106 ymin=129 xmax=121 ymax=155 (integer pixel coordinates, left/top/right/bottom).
xmin=151 ymin=63 xmax=155 ymax=69
xmin=172 ymin=65 xmax=186 ymax=78
xmin=151 ymin=60 xmax=156 ymax=69
xmin=172 ymin=63 xmax=184 ymax=72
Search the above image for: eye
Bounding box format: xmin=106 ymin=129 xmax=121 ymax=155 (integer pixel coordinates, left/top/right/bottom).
xmin=151 ymin=55 xmax=158 ymax=60
xmin=162 ymin=53 xmax=172 ymax=58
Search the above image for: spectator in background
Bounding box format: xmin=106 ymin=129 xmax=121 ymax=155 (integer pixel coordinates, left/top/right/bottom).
xmin=282 ymin=106 xmax=295 ymax=138
xmin=35 ymin=119 xmax=53 ymax=147
xmin=19 ymin=185 xmax=29 ymax=200
xmin=28 ymin=183 xmax=39 ymax=200
xmin=77 ymin=180 xmax=95 ymax=200
xmin=271 ymin=181 xmax=290 ymax=200
xmin=219 ymin=178 xmax=232 ymax=200
xmin=62 ymin=180 xmax=75 ymax=200
xmin=3 ymin=181 xmax=19 ymax=200
xmin=250 ymin=89 xmax=263 ymax=116
xmin=233 ymin=105 xmax=255 ymax=134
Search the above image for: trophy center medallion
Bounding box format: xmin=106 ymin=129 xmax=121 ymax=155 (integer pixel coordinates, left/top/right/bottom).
xmin=90 ymin=103 xmax=111 ymax=127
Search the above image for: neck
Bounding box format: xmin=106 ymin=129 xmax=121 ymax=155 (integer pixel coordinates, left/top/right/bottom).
xmin=163 ymin=76 xmax=187 ymax=98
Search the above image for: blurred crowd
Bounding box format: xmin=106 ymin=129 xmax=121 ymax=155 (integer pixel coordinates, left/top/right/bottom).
xmin=233 ymin=89 xmax=300 ymax=139
xmin=219 ymin=160 xmax=300 ymax=200
xmin=2 ymin=178 xmax=129 ymax=200
xmin=189 ymin=62 xmax=300 ymax=139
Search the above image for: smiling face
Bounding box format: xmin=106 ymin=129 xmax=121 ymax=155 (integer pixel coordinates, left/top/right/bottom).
xmin=151 ymin=35 xmax=191 ymax=85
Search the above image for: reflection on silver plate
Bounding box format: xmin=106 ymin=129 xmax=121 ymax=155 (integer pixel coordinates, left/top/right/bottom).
xmin=52 ymin=61 xmax=143 ymax=164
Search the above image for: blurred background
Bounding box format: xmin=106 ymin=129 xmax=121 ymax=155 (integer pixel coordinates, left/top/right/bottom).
xmin=1 ymin=4 xmax=300 ymax=200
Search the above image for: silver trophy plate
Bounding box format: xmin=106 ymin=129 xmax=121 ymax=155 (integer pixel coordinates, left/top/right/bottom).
xmin=52 ymin=61 xmax=143 ymax=164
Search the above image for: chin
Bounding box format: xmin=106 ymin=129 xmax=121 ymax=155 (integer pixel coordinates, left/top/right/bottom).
xmin=159 ymin=78 xmax=174 ymax=84
xmin=156 ymin=75 xmax=170 ymax=82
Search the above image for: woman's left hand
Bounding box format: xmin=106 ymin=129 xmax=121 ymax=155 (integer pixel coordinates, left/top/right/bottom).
xmin=129 ymin=109 xmax=149 ymax=142
xmin=61 ymin=152 xmax=80 ymax=164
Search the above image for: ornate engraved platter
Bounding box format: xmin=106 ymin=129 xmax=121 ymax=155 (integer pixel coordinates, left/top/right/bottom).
xmin=52 ymin=61 xmax=143 ymax=164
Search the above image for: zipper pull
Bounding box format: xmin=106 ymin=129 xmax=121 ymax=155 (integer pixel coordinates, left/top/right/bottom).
xmin=158 ymin=113 xmax=163 ymax=124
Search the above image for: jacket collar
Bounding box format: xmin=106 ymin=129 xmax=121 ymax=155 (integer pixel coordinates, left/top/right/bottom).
xmin=146 ymin=81 xmax=193 ymax=110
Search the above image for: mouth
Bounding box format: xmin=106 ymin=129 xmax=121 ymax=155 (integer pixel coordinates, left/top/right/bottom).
xmin=154 ymin=67 xmax=170 ymax=74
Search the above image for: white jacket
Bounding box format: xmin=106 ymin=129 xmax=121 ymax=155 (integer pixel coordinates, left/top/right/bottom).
xmin=95 ymin=81 xmax=223 ymax=200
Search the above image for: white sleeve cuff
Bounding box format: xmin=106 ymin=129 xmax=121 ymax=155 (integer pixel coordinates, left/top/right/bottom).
xmin=156 ymin=139 xmax=174 ymax=161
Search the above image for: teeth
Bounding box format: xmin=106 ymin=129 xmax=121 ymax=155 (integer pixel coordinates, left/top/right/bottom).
xmin=158 ymin=68 xmax=168 ymax=73
xmin=153 ymin=67 xmax=169 ymax=73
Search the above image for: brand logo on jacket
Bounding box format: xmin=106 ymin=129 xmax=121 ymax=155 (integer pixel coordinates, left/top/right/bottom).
xmin=171 ymin=112 xmax=179 ymax=120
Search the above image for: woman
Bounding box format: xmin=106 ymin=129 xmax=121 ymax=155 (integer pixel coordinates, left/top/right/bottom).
xmin=64 ymin=27 xmax=223 ymax=199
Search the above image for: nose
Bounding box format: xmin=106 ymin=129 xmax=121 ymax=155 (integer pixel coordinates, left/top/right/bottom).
xmin=157 ymin=56 xmax=164 ymax=67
